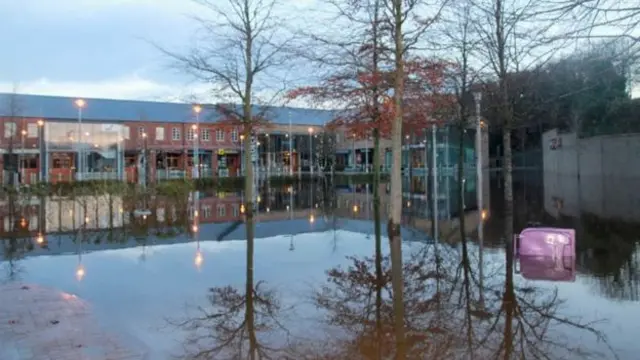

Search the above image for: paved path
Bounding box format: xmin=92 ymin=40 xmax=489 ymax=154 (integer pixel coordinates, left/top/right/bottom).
xmin=0 ymin=283 xmax=148 ymax=360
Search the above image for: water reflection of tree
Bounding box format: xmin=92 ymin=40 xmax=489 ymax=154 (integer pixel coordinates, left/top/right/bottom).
xmin=1 ymin=193 xmax=34 ymax=282
xmin=578 ymin=213 xmax=640 ymax=302
xmin=295 ymin=207 xmax=617 ymax=360
xmin=173 ymin=211 xmax=285 ymax=360
xmin=311 ymin=250 xmax=459 ymax=359
xmin=475 ymin=210 xmax=617 ymax=360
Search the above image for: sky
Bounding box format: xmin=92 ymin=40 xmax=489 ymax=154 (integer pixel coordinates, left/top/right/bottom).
xmin=0 ymin=0 xmax=322 ymax=105
xmin=1 ymin=0 xmax=637 ymax=104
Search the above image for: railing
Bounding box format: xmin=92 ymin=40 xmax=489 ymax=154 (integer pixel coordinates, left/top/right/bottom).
xmin=201 ymin=168 xmax=214 ymax=178
xmin=81 ymin=172 xmax=120 ymax=181
xmin=157 ymin=170 xmax=186 ymax=180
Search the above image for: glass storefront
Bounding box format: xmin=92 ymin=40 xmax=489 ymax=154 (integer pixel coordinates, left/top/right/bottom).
xmin=44 ymin=122 xmax=126 ymax=180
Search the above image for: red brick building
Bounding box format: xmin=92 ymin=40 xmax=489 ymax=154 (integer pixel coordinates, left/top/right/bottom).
xmin=0 ymin=93 xmax=335 ymax=184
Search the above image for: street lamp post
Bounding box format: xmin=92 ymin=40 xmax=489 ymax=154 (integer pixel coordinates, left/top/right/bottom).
xmin=193 ymin=105 xmax=201 ymax=179
xmin=288 ymin=110 xmax=293 ymax=176
xmin=74 ymin=99 xmax=86 ymax=181
xmin=240 ymin=134 xmax=245 ymax=176
xmin=265 ymin=133 xmax=270 ymax=178
xmin=473 ymin=91 xmax=484 ymax=305
xmin=365 ymin=131 xmax=370 ymax=173
xmin=431 ymin=124 xmax=438 ymax=241
xmin=308 ymin=127 xmax=313 ymax=175
xmin=37 ymin=120 xmax=45 ymax=182
xmin=141 ymin=133 xmax=148 ymax=187
xmin=473 ymin=92 xmax=483 ymax=219
xmin=20 ymin=129 xmax=26 ymax=184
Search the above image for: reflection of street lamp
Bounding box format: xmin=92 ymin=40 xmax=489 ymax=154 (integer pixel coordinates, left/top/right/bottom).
xmin=192 ymin=191 xmax=203 ymax=270
xmin=74 ymin=99 xmax=86 ymax=180
xmin=75 ymin=264 xmax=85 ymax=281
xmin=309 ymin=214 xmax=315 ymax=223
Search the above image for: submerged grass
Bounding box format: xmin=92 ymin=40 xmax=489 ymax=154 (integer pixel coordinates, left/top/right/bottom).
xmin=0 ymin=173 xmax=388 ymax=198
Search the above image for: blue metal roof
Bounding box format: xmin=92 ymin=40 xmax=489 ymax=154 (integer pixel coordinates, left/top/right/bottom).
xmin=0 ymin=93 xmax=337 ymax=126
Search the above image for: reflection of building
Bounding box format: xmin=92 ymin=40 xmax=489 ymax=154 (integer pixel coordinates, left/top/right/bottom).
xmin=0 ymin=93 xmax=335 ymax=184
xmin=333 ymin=181 xmax=483 ymax=242
xmin=544 ymin=174 xmax=640 ymax=222
xmin=0 ymin=183 xmax=322 ymax=238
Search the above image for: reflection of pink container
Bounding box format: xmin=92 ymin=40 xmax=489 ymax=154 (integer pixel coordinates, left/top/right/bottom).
xmin=516 ymin=256 xmax=576 ymax=282
xmin=515 ymin=227 xmax=576 ymax=259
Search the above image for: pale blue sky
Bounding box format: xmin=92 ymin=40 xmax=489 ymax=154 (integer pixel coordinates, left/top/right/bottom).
xmin=1 ymin=0 xmax=637 ymax=102
xmin=0 ymin=0 xmax=320 ymax=104
xmin=0 ymin=1 xmax=197 ymax=99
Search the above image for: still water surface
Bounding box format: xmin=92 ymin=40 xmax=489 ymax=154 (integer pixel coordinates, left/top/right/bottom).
xmin=1 ymin=172 xmax=638 ymax=359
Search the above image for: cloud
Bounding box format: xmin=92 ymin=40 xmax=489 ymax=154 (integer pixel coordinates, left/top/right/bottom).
xmin=0 ymin=76 xmax=325 ymax=108
xmin=0 ymin=76 xmax=185 ymax=102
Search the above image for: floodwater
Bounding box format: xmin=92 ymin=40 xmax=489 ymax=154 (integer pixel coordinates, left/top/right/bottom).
xmin=1 ymin=171 xmax=638 ymax=359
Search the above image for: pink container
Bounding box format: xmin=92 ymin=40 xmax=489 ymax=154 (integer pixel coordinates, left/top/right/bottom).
xmin=516 ymin=255 xmax=576 ymax=282
xmin=516 ymin=227 xmax=576 ymax=259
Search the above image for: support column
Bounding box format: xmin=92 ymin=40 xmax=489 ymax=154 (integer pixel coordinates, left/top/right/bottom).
xmin=267 ymin=143 xmax=271 ymax=178
xmin=180 ymin=151 xmax=187 ymax=178
xmin=149 ymin=150 xmax=157 ymax=183
xmin=212 ymin=151 xmax=218 ymax=176
xmin=297 ymin=145 xmax=302 ymax=175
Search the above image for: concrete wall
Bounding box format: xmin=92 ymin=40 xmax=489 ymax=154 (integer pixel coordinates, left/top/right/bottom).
xmin=543 ymin=128 xmax=640 ymax=177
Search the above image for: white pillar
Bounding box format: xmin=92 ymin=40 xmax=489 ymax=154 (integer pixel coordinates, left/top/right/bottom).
xmin=474 ymin=91 xmax=484 ymax=306
xmin=432 ymin=124 xmax=438 ymax=242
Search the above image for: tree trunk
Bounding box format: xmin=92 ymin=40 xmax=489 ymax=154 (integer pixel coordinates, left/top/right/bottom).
xmin=457 ymin=126 xmax=475 ymax=357
xmin=373 ymin=127 xmax=383 ymax=360
xmin=245 ymin=211 xmax=257 ymax=360
xmin=502 ymin=210 xmax=515 ymax=359
xmin=502 ymin=129 xmax=513 ymax=238
xmin=389 ymin=0 xmax=406 ymax=358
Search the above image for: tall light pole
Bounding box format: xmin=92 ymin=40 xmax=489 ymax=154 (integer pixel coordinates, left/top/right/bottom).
xmin=37 ymin=120 xmax=44 ymax=182
xmin=265 ymin=133 xmax=270 ymax=177
xmin=308 ymin=127 xmax=313 ymax=175
xmin=141 ymin=132 xmax=148 ymax=187
xmin=74 ymin=99 xmax=86 ymax=181
xmin=20 ymin=129 xmax=26 ymax=184
xmin=288 ymin=110 xmax=293 ymax=176
xmin=432 ymin=124 xmax=438 ymax=242
xmin=240 ymin=134 xmax=245 ymax=176
xmin=192 ymin=105 xmax=201 ymax=179
xmin=365 ymin=130 xmax=369 ymax=173
xmin=473 ymin=91 xmax=485 ymax=306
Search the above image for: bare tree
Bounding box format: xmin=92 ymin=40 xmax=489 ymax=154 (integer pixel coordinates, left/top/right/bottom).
xmin=384 ymin=0 xmax=449 ymax=357
xmin=472 ymin=0 xmax=568 ymax=239
xmin=158 ymin=0 xmax=293 ymax=221
xmin=541 ymin=0 xmax=639 ymax=43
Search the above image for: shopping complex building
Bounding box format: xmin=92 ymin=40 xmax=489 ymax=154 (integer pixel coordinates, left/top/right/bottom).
xmin=0 ymin=93 xmax=335 ymax=184
xmin=0 ymin=93 xmax=488 ymax=184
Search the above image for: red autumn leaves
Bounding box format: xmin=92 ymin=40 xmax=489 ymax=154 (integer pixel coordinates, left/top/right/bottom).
xmin=287 ymin=57 xmax=457 ymax=140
